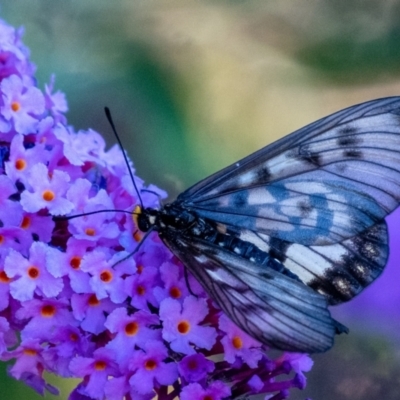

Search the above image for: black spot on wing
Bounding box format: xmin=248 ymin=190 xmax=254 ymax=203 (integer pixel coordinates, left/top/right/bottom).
xmin=297 ymin=200 xmax=313 ymax=218
xmin=337 ymin=135 xmax=363 ymax=146
xmin=256 ymin=165 xmax=271 ymax=182
xmin=308 ymin=269 xmax=361 ymax=304
xmin=309 ymin=223 xmax=387 ymax=305
xmin=269 ymin=237 xmax=290 ymax=263
xmin=300 ymin=151 xmax=321 ymax=166
xmin=343 ymin=149 xmax=363 ymax=158
xmin=232 ymin=191 xmax=248 ymax=208
xmin=339 ymin=126 xmax=358 ymax=135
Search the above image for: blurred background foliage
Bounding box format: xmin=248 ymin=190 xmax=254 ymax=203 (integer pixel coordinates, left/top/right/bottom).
xmin=1 ymin=0 xmax=400 ymax=399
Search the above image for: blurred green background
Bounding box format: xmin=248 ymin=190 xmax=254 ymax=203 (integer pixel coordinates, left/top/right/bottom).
xmin=2 ymin=1 xmax=400 ymax=399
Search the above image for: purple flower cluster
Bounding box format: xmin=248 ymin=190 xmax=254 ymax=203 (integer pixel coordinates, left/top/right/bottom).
xmin=0 ymin=19 xmax=313 ymax=400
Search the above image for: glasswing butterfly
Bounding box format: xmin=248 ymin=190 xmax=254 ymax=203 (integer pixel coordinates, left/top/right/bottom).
xmin=107 ymin=97 xmax=400 ymax=353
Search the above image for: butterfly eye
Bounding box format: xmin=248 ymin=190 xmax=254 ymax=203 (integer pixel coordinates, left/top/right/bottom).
xmin=133 ymin=205 xmax=141 ymax=227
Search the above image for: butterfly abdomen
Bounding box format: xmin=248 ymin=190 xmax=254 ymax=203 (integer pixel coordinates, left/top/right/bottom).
xmin=156 ymin=205 xmax=302 ymax=282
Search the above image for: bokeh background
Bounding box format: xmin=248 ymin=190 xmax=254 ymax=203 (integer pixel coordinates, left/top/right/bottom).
xmin=2 ymin=1 xmax=400 ymax=399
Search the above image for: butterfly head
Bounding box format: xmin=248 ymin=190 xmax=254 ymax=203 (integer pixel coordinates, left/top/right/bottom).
xmin=134 ymin=206 xmax=159 ymax=232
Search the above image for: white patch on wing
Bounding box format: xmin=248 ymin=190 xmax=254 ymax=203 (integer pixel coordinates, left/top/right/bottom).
xmin=265 ymin=153 xmax=305 ymax=176
xmin=194 ymin=255 xmax=209 ymax=263
xmin=284 ymin=244 xmax=334 ymax=282
xmin=217 ymin=195 xmax=231 ymax=207
xmin=247 ymin=187 xmax=276 ymax=205
xmin=284 ymin=181 xmax=331 ymax=194
xmin=239 ymin=230 xmax=270 ymax=253
xmin=310 ymin=244 xmax=348 ymax=263
xmin=205 ymin=267 xmax=247 ymax=290
xmin=238 ymin=170 xmax=257 ymax=186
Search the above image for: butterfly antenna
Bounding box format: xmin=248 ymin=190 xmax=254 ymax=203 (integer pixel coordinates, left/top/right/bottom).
xmin=104 ymin=107 xmax=144 ymax=209
xmin=112 ymin=228 xmax=154 ymax=267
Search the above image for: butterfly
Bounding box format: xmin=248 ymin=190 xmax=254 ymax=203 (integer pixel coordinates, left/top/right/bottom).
xmin=124 ymin=97 xmax=400 ymax=353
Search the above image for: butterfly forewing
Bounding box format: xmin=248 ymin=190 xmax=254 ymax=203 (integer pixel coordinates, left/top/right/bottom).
xmin=178 ymin=97 xmax=400 ymax=246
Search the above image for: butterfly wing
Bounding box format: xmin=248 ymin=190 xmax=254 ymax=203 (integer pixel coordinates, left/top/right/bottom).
xmin=162 ymin=231 xmax=346 ymax=353
xmin=236 ymin=221 xmax=388 ymax=305
xmin=178 ymin=97 xmax=400 ymax=246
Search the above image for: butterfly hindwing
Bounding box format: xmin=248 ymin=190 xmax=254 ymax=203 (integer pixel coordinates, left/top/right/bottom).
xmin=237 ymin=222 xmax=388 ymax=305
xmin=178 ymin=97 xmax=400 ymax=245
xmin=163 ymin=232 xmax=341 ymax=353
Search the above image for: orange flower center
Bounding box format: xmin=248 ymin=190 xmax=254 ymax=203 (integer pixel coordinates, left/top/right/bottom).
xmin=133 ymin=231 xmax=142 ymax=242
xmin=70 ymin=256 xmax=81 ymax=269
xmin=169 ymin=286 xmax=181 ymax=299
xmin=0 ymin=271 xmax=11 ymax=283
xmin=144 ymin=359 xmax=157 ymax=370
xmin=94 ymin=361 xmax=107 ymax=371
xmin=136 ymin=264 xmax=144 ymax=274
xmin=232 ymin=336 xmax=243 ymax=349
xmin=20 ymin=215 xmax=31 ymax=229
xmin=41 ymin=304 xmax=56 ymax=317
xmin=100 ymin=270 xmax=112 ymax=283
xmin=15 ymin=158 xmax=27 ymax=170
xmin=42 ymin=190 xmax=55 ymax=202
xmin=88 ymin=294 xmax=100 ymax=306
xmin=177 ymin=320 xmax=190 ymax=334
xmin=70 ymin=333 xmax=78 ymax=341
xmin=85 ymin=228 xmax=96 ymax=236
xmin=23 ymin=349 xmax=37 ymax=356
xmin=125 ymin=321 xmax=139 ymax=336
xmin=28 ymin=266 xmax=39 ymax=279
xmin=0 ymin=235 xmax=4 ymax=244
xmin=136 ymin=285 xmax=145 ymax=296
xmin=11 ymin=101 xmax=20 ymax=112
xmin=188 ymin=359 xmax=198 ymax=370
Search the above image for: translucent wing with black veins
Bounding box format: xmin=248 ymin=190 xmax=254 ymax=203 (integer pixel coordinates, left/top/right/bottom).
xmin=162 ymin=232 xmax=345 ymax=353
xmin=178 ymin=97 xmax=400 ymax=246
xmin=136 ymin=97 xmax=399 ymax=353
xmin=236 ymin=222 xmax=388 ymax=305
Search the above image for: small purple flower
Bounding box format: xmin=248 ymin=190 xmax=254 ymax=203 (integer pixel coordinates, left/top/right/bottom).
xmin=124 ymin=265 xmax=160 ymax=310
xmin=178 ymin=353 xmax=215 ymax=383
xmin=4 ymin=241 xmax=63 ymax=301
xmin=16 ymin=298 xmax=77 ymax=341
xmin=160 ymin=296 xmax=217 ymax=355
xmin=71 ymin=293 xmax=115 ymax=335
xmin=45 ymin=237 xmax=92 ymax=293
xmin=20 ymin=163 xmax=74 ymax=215
xmin=67 ymin=182 xmax=120 ymax=241
xmin=80 ymin=249 xmax=134 ymax=303
xmin=105 ymin=307 xmax=160 ymax=369
xmin=69 ymin=347 xmax=120 ymax=400
xmin=128 ymin=340 xmax=178 ymax=395
xmin=219 ymin=313 xmax=263 ymax=368
xmin=19 ymin=211 xmax=55 ymax=243
xmin=154 ymin=261 xmax=190 ymax=303
xmin=6 ymin=338 xmax=45 ymax=380
xmin=1 ymin=74 xmax=44 ymax=134
xmin=0 ymin=226 xmax=32 ymax=256
xmin=5 ymin=133 xmax=50 ymax=185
